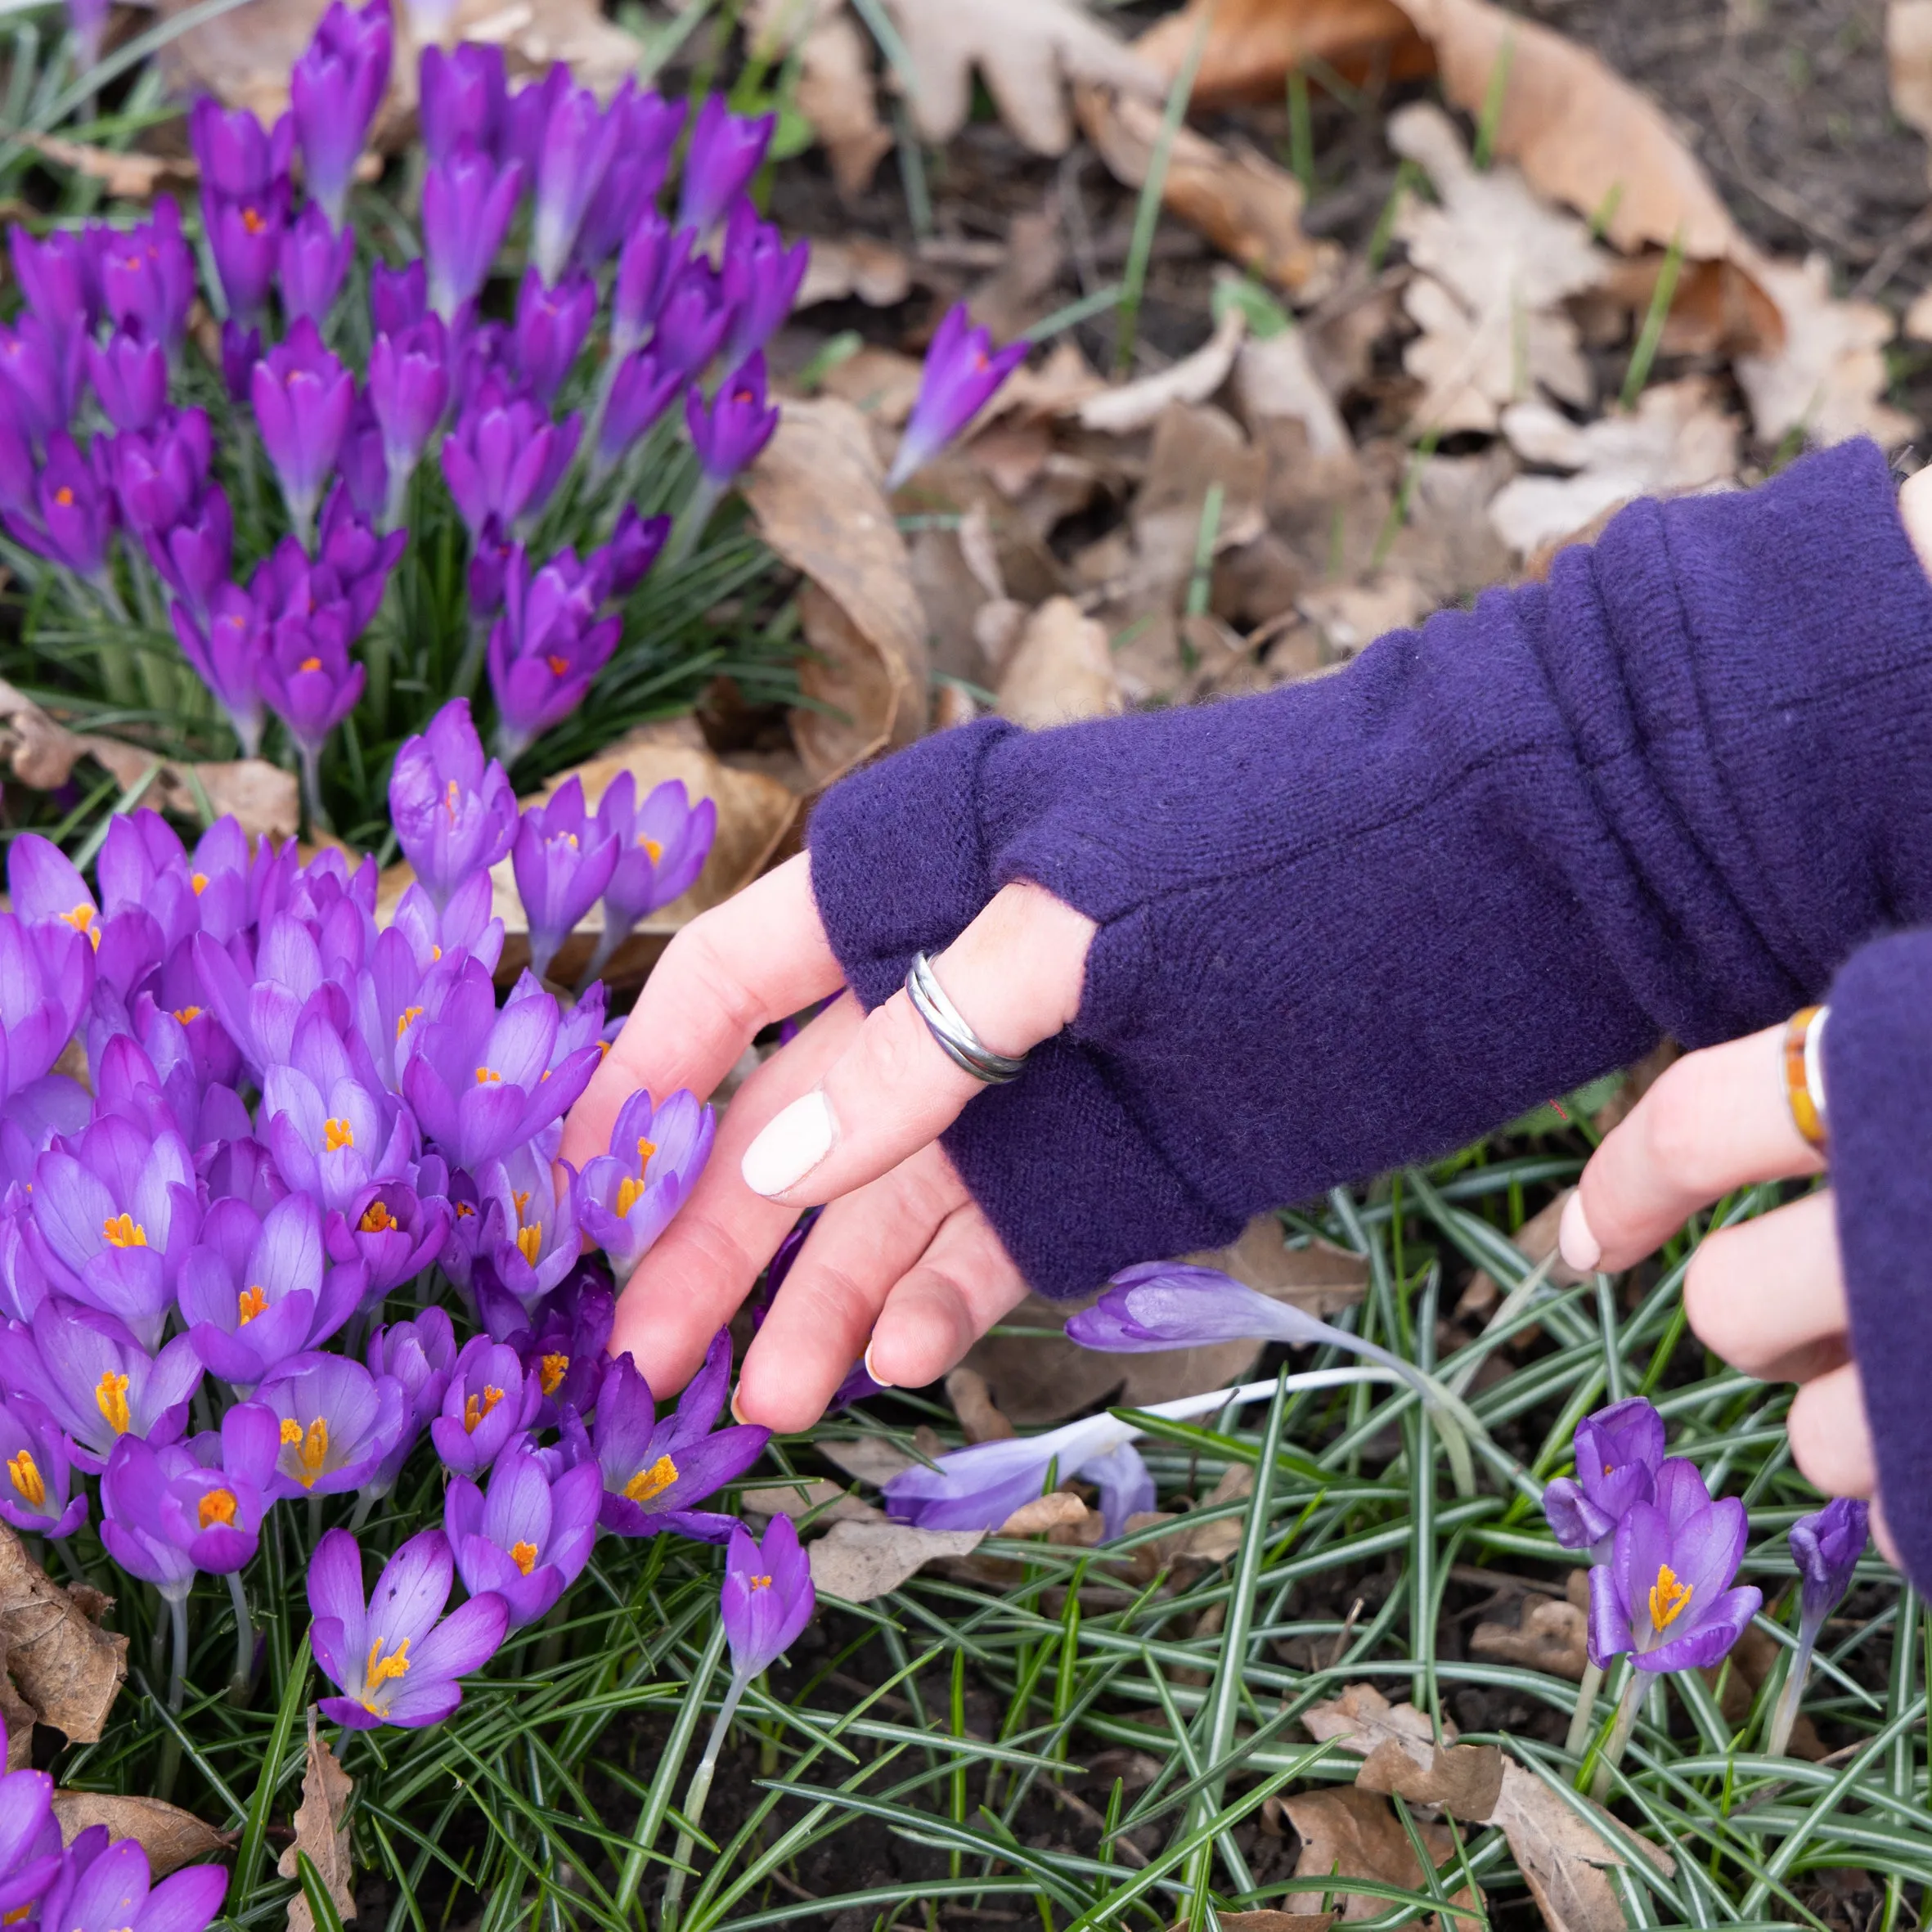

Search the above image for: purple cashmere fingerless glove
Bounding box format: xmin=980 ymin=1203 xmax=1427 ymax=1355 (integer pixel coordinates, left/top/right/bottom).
xmin=811 ymin=438 xmax=1932 ymax=1306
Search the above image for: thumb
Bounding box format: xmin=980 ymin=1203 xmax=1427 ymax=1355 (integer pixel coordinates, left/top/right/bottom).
xmin=736 ymin=881 xmax=1094 ymax=1207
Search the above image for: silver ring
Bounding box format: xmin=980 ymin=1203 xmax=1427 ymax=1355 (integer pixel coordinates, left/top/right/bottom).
xmin=905 ymin=950 xmax=1027 ymax=1085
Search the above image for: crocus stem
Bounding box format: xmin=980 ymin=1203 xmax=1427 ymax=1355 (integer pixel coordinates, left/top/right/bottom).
xmin=1590 ymin=1667 xmax=1645 ymax=1804
xmin=1566 ymin=1659 xmax=1606 ymax=1759
xmin=455 ymin=613 xmax=489 ymax=700
xmin=660 ymin=1670 xmax=750 ymax=1932
xmin=226 ymin=1571 xmax=254 ymax=1704
xmin=299 ymin=745 xmax=332 ymax=835
xmin=1767 ymin=1629 xmax=1819 ymax=1759
xmin=346 ymin=1491 xmax=376 ymax=1534
xmin=380 ymin=459 xmax=416 ymax=537
xmin=166 ymin=1593 xmax=189 ymax=1714
xmin=665 ymin=476 xmax=727 ymax=567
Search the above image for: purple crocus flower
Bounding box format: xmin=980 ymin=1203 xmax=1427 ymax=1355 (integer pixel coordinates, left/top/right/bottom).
xmin=219 ymin=318 xmax=262 ymax=402
xmin=172 ymin=583 xmax=268 ymax=756
xmin=158 ymin=1400 xmax=281 ymax=1574
xmin=204 ymin=189 xmax=286 ymax=321
xmin=0 ymin=1301 xmax=202 ymax=1471
xmin=610 ymin=210 xmax=692 ymax=358
xmin=577 ymin=1087 xmax=713 ymax=1283
xmin=255 ymin=602 xmax=365 ymax=760
xmin=591 ymin=1334 xmax=770 ymax=1542
xmin=367 ymin=316 xmax=448 ymax=517
xmin=0 ymin=1392 xmax=86 ymax=1539
xmin=471 ymin=1139 xmax=580 ymax=1318
xmin=597 ymin=351 xmax=682 ymax=469
xmin=677 ymin=98 xmax=775 ymax=236
xmin=290 ymin=0 xmax=393 ymax=227
xmin=7 ymin=432 xmax=113 ymax=578
xmin=721 ymin=1512 xmax=815 ymax=1679
xmin=178 ymin=1193 xmax=364 ymax=1390
xmin=687 ymin=354 xmax=780 ymax=487
xmin=402 ymin=959 xmax=600 ymax=1170
xmin=279 ymin=204 xmax=354 ymax=325
xmin=370 ymin=258 xmax=427 ymax=336
xmin=580 ymin=774 xmax=715 ymax=979
xmin=439 ymin=387 xmax=579 ymax=538
xmin=250 ymin=318 xmax=354 ymax=534
xmin=257 ymin=1351 xmax=407 ymax=1496
xmin=1544 ymin=1397 xmax=1668 ymax=1558
xmin=99 ymin=1437 xmax=200 ymax=1600
xmin=147 ymin=487 xmax=234 ymax=622
xmin=573 ymin=90 xmax=685 ymax=270
xmin=8 ymin=225 xmax=96 ymax=348
xmin=429 ymin=1333 xmax=541 ymax=1476
xmin=0 ymin=1711 xmax=59 ymax=1908
xmin=514 ymin=1267 xmax=611 ymax=1422
xmin=390 ymin=699 xmax=518 ymax=908
xmin=263 ymin=1010 xmax=412 ymax=1215
xmin=98 ymin=200 xmax=195 ymax=350
xmin=85 ymin=329 xmax=167 ymax=432
xmin=0 ymin=910 xmax=92 ymax=1103
xmin=886 ymin=303 xmax=1028 ymax=490
xmin=486 ymin=546 xmax=620 ymax=761
xmin=39 ymin=1836 xmax=227 ymax=1932
xmin=362 ymin=1306 xmax=458 ymax=1498
xmin=445 ymin=1441 xmax=601 ymax=1629
xmin=0 ymin=315 xmax=81 ymax=452
xmin=420 ymin=42 xmax=507 ymax=166
xmin=511 ymin=776 xmax=618 ymax=984
xmin=423 ymin=145 xmax=524 ymax=322
xmin=721 ymin=204 xmax=810 ymax=367
xmin=592 ymin=503 xmax=670 ymax=601
xmin=188 ymin=97 xmax=294 ymax=203
xmin=651 ymin=262 xmax=735 ymax=384
xmin=1588 ymin=1458 xmax=1763 ymax=1674
xmin=328 ymin=1181 xmax=450 ymax=1300
xmin=308 ymin=1526 xmax=507 ymax=1728
xmin=105 ymin=407 xmax=213 ymax=537
xmin=1770 ymin=1496 xmax=1870 ymax=1755
xmin=884 ymin=1409 xmax=1156 ymax=1543
xmin=512 ymin=268 xmax=595 ymax=407
xmin=530 ymin=81 xmax=622 ymax=285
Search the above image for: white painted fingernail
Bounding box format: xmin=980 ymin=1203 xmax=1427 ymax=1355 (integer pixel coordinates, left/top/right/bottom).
xmin=863 ymin=1340 xmax=894 ymax=1390
xmin=741 ymin=1091 xmax=836 ymax=1197
xmin=1559 ymin=1189 xmax=1602 ymax=1273
xmin=730 ymin=1389 xmax=752 ymax=1425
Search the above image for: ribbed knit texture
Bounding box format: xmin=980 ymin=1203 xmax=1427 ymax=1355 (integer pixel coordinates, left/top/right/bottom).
xmin=810 ymin=436 xmax=1932 ymax=1581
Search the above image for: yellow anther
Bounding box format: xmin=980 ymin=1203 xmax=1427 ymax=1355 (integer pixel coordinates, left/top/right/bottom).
xmin=198 ymin=1488 xmax=237 ymax=1528
xmin=622 ymin=1453 xmax=679 ymax=1505
xmin=539 ymin=1351 xmax=568 ymax=1395
xmin=445 ymin=778 xmax=461 ymax=823
xmin=515 ymin=1224 xmax=541 ymax=1265
xmin=7 ymin=1452 xmax=43 ymax=1508
xmin=358 ymin=1200 xmax=398 ymax=1235
xmin=323 ymin=1117 xmax=355 ymax=1152
xmin=280 ymin=1418 xmax=302 ymax=1445
xmin=510 ymin=1539 xmax=539 ymax=1575
xmin=282 ymin=1417 xmax=330 ymax=1486
xmin=95 ymin=1373 xmax=131 ymax=1436
xmin=238 ymin=1285 xmax=269 ymax=1324
xmin=475 ymin=1067 xmax=502 ymax=1084
xmin=174 ymin=1005 xmax=202 ymax=1024
xmin=638 ymin=836 xmax=663 ymax=862
xmin=101 ymin=1213 xmax=146 ymax=1248
xmin=363 ymin=1636 xmax=411 ymax=1696
xmin=748 ymin=1574 xmax=772 ymax=1592
xmin=464 ymin=1386 xmax=504 ymax=1432
xmin=190 ymin=871 xmax=209 ymax=895
xmin=1649 ymin=1564 xmax=1693 ymax=1632
xmin=396 ymin=1004 xmax=424 ymax=1039
xmin=58 ymin=904 xmax=97 ymax=949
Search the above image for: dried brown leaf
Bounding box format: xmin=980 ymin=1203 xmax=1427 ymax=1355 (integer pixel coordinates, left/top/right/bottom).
xmin=797 ymin=236 xmax=917 ymax=310
xmin=18 ymin=136 xmax=195 ymax=199
xmin=54 ymin=1795 xmax=231 ymax=1876
xmin=0 ymin=1634 xmax=37 ymax=1766
xmin=945 ymin=1368 xmax=1015 ymax=1444
xmin=1280 ymin=1786 xmax=1479 ymax=1926
xmin=996 ymin=1492 xmax=1090 ymax=1536
xmin=1077 ymin=87 xmax=1341 ymax=299
xmin=1233 ymin=330 xmax=1351 ymax=458
xmin=1193 ymin=1215 xmax=1369 ymax=1319
xmin=1213 ymin=1916 xmax=1337 ymax=1932
xmin=1356 ymin=1737 xmax=1504 ymax=1822
xmin=1892 ymin=0 xmax=1932 ymax=163
xmin=883 ymin=0 xmax=1159 ymax=154
xmin=0 ymin=1526 xmax=126 ymax=1744
xmin=1297 ymin=575 xmax=1423 ymax=658
xmin=748 ymin=0 xmax=894 ymax=193
xmin=278 ymin=1714 xmax=355 ymax=1932
xmin=995 ymin=598 xmax=1122 ymax=728
xmin=816 ymin=1437 xmax=922 ymax=1485
xmin=1135 ymin=0 xmax=1427 ymax=104
xmin=806 ymin=1520 xmax=986 ymax=1602
xmin=1489 ymin=379 xmax=1739 ymax=557
xmin=1735 ymin=254 xmax=1917 ymax=452
xmin=1177 ymin=1462 xmax=1253 ymax=1564
xmin=744 ymin=398 xmax=930 ymax=786
xmin=1469 ymin=1593 xmax=1590 ymax=1681
xmin=740 ymin=1479 xmax=884 ymax=1525
xmin=1076 ymin=309 xmax=1249 ymax=436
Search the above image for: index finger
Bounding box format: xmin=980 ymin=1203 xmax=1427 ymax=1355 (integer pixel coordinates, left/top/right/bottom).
xmin=559 ymin=852 xmax=842 ymax=1169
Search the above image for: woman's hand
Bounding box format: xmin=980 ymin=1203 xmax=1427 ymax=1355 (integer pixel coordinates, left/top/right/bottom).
xmin=1558 ymin=1024 xmax=1900 ymax=1562
xmin=559 ymin=853 xmax=1097 ymax=1431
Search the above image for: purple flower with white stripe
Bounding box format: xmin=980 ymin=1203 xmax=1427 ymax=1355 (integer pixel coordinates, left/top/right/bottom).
xmin=38 ymin=1836 xmax=227 ymax=1932
xmin=279 ymin=204 xmax=354 ymax=326
xmin=677 ymin=98 xmax=774 ymax=236
xmin=290 ymin=0 xmax=392 ymax=227
xmin=0 ymin=1392 xmax=86 ymax=1539
xmin=423 ymin=145 xmax=524 ymax=322
xmin=530 ymin=81 xmax=622 ymax=284
xmin=429 ymin=1333 xmax=540 ymax=1476
xmin=577 ymin=1087 xmax=713 ymax=1284
xmin=0 ymin=1301 xmax=202 ymax=1471
xmin=445 ymin=1440 xmax=601 ymax=1629
xmin=258 ymin=1352 xmax=407 ymax=1497
xmin=250 ymin=318 xmax=354 ymax=535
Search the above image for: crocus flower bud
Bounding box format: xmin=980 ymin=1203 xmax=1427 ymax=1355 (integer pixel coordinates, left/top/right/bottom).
xmin=423 ymin=144 xmax=524 ymax=323
xmin=610 ymin=211 xmax=692 ymax=359
xmin=651 ymin=262 xmax=734 ymax=384
xmin=597 ymin=352 xmax=680 ymax=470
xmin=440 ymin=392 xmax=579 ymax=538
xmin=219 ymin=319 xmax=262 ymax=404
xmin=255 ymin=606 xmax=366 ymax=757
xmin=719 ymin=201 xmax=809 ymax=367
xmin=573 ymin=90 xmax=685 ymax=270
xmin=419 ymin=40 xmax=507 ymax=166
xmin=1792 ymin=1496 xmax=1868 ymax=1628
xmin=189 ymin=97 xmax=294 ymax=203
xmin=389 ymin=698 xmax=518 ymax=909
xmin=530 ymin=81 xmax=622 ymax=285
xmin=511 ymin=268 xmax=594 ymax=407
xmin=290 ymin=0 xmax=393 ymax=227
xmin=677 ymin=96 xmax=775 ymax=237
xmin=485 ymin=546 xmax=619 ymax=760
xmin=580 ymin=772 xmax=712 ymax=983
xmin=370 ymin=258 xmax=427 ymax=337
xmin=106 ymin=409 xmax=213 ymax=537
xmin=204 ymin=189 xmax=286 ymax=321
xmin=7 ymin=432 xmax=113 ymax=578
xmin=445 ymin=1444 xmax=601 ymax=1630
xmin=8 ymin=227 xmax=97 ymax=345
xmin=368 ymin=318 xmax=449 ymax=501
xmin=279 ymin=204 xmax=354 ymax=326
xmin=84 ymin=328 xmax=167 ymax=433
xmin=99 ymin=199 xmax=195 ymax=351
xmin=686 ymin=353 xmax=780 ymax=487
xmin=721 ymin=1513 xmax=815 ymax=1681
xmin=146 ymin=487 xmax=234 ymax=622
xmin=887 ymin=302 xmax=1028 ymax=490
xmin=0 ymin=315 xmax=83 ymax=452
xmin=591 ymin=504 xmax=669 ymax=603
xmin=173 ymin=586 xmax=267 ymax=754
xmin=249 ymin=317 xmax=353 ymax=534
xmin=512 ymin=775 xmax=619 ymax=983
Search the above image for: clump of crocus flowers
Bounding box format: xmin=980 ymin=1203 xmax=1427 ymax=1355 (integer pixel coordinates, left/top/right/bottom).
xmin=0 ymin=694 xmax=780 ymax=1754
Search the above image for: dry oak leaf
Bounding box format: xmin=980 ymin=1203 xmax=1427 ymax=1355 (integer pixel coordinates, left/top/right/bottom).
xmin=1233 ymin=328 xmax=1351 ymax=460
xmin=1468 ymin=1591 xmax=1590 ymax=1681
xmin=0 ymin=1633 xmax=38 ymax=1766
xmin=1389 ymin=103 xmax=1604 ymax=433
xmin=1078 ymin=308 xmax=1249 ymax=437
xmin=1735 ymin=254 xmax=1917 ymax=452
xmin=17 ymin=136 xmax=195 ymax=199
xmin=1891 ymin=0 xmax=1932 ymax=172
xmin=1355 ymin=1737 xmax=1504 ymax=1823
xmin=796 ymin=236 xmax=917 ymax=310
xmin=1135 ymin=0 xmax=1428 ymax=104
xmin=743 ymin=398 xmax=930 ymax=788
xmin=1076 ymin=86 xmax=1341 ymax=300
xmin=880 ymin=0 xmax=1158 ymax=155
xmin=1488 ymin=378 xmax=1739 ymax=558
xmin=997 ymin=1492 xmax=1091 ymax=1536
xmin=0 ymin=1526 xmax=125 ymax=1744
xmin=945 ymin=1368 xmax=1015 ymax=1444
xmin=741 ymin=1479 xmax=885 ymax=1525
xmin=807 ymin=1520 xmax=986 ymax=1601
xmin=995 ymin=598 xmax=1123 ymax=729
xmin=816 ymin=1436 xmax=923 ymax=1485
xmin=1280 ymin=1786 xmax=1480 ymax=1928
xmin=279 ymin=1713 xmax=355 ymax=1932
xmin=53 ymin=1795 xmax=231 ymax=1876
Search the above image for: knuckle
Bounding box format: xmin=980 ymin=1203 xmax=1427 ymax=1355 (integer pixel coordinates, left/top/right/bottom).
xmin=664 ymin=923 xmax=764 ymax=1040
xmin=1637 ymin=1061 xmax=1717 ymax=1192
xmin=1683 ymin=1232 xmax=1747 ymax=1359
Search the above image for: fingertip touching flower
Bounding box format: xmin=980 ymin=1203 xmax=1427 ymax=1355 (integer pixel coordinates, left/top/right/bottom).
xmin=249 ymin=317 xmax=354 ymax=535
xmin=1543 ymin=1396 xmax=1667 ymax=1557
xmin=512 ymin=776 xmax=619 ymax=984
xmin=422 ymin=145 xmax=524 ymax=322
xmin=721 ymin=1512 xmax=814 ymax=1681
xmin=278 ymin=203 xmax=355 ymax=326
xmin=308 ymin=1526 xmax=507 ymax=1728
xmin=577 ymin=1086 xmax=713 ymax=1283
xmin=258 ymin=1352 xmax=407 ymax=1496
xmin=887 ymin=303 xmax=1028 ymax=491
xmin=429 ymin=1333 xmax=540 ymax=1476
xmin=592 ymin=1336 xmax=769 ymax=1541
xmin=0 ymin=1392 xmax=86 ymax=1539
xmin=1790 ymin=1496 xmax=1868 ymax=1629
xmin=1588 ymin=1458 xmax=1763 ymax=1674
xmin=445 ymin=1440 xmax=601 ymax=1629
xmin=290 ymin=0 xmax=393 ymax=227
xmin=687 ymin=353 xmax=780 ymax=488
xmin=677 ymin=97 xmax=774 ymax=236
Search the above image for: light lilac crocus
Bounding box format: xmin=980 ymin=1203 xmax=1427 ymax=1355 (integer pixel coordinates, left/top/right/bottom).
xmin=328 ymin=1180 xmax=450 ymax=1301
xmin=592 ymin=1334 xmax=769 ymax=1542
xmin=362 ymin=1306 xmax=459 ymax=1498
xmin=445 ymin=1441 xmax=601 ymax=1629
xmin=0 ymin=1392 xmax=86 ymax=1539
xmin=257 ymin=1352 xmax=407 ymax=1496
xmin=173 ymin=584 xmax=268 ymax=754
xmin=1544 ymin=1397 xmax=1668 ymax=1560
xmin=686 ymin=353 xmax=779 ymax=487
xmin=439 ymin=386 xmax=579 ymax=538
xmin=610 ymin=210 xmax=692 ymax=357
xmin=422 ymin=145 xmax=524 ymax=322
xmin=290 ymin=0 xmax=392 ymax=227
xmin=279 ymin=204 xmax=354 ymax=325
xmin=159 ymin=1400 xmax=282 ymax=1574
xmin=0 ymin=1301 xmax=202 ymax=1471
xmin=262 ymin=1009 xmax=413 ymax=1215
xmin=429 ymin=1334 xmax=541 ymax=1476
xmin=37 ymin=1831 xmax=227 ymax=1932
xmin=530 ymin=81 xmax=622 ymax=284
xmin=308 ymin=1526 xmax=507 ymax=1728
xmin=249 ymin=317 xmax=353 ymax=536
xmin=389 ymin=699 xmax=518 ymax=908
xmin=720 ymin=202 xmax=810 ymax=367
xmin=577 ymin=1087 xmax=713 ymax=1283
xmin=886 ymin=303 xmax=1028 ymax=490
xmin=472 ymin=1139 xmax=580 ymax=1314
xmin=722 ymin=1512 xmax=814 ymax=1679
xmin=511 ymin=776 xmax=618 ymax=984
xmin=0 ymin=910 xmax=92 ymax=1103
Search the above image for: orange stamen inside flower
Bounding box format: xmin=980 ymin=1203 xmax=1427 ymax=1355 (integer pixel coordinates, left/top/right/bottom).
xmin=238 ymin=1284 xmax=269 ymax=1324
xmin=464 ymin=1386 xmax=504 ymax=1432
xmin=476 ymin=1067 xmax=502 ymax=1084
xmin=510 ymin=1539 xmax=539 ymax=1575
xmin=515 ymin=1224 xmax=541 ymax=1265
xmin=7 ymin=1452 xmax=43 ymax=1508
xmin=174 ymin=1005 xmax=202 ymax=1024
xmin=358 ymin=1200 xmax=398 ymax=1235
xmin=198 ymin=1488 xmax=237 ymax=1529
xmin=242 ymin=205 xmax=267 ymax=234
xmin=445 ymin=777 xmax=461 ymax=822
xmin=1649 ymin=1564 xmax=1693 ymax=1632
xmin=323 ymin=1117 xmax=355 ymax=1152
xmin=299 ymin=656 xmax=322 ymax=672
xmin=748 ymin=1575 xmax=772 ymax=1591
xmin=191 ymin=872 xmax=209 ymax=894
xmin=281 ymin=1416 xmax=330 ymax=1486
xmin=638 ymin=835 xmax=663 ymax=861
xmin=61 ymin=904 xmax=99 ymax=948
xmin=622 ymin=1453 xmax=678 ymax=1504
xmin=96 ymin=1373 xmax=131 ymax=1435
xmin=396 ymin=1004 xmax=424 ymax=1039
xmin=363 ymin=1636 xmax=411 ymax=1706
xmin=539 ymin=1352 xmax=568 ymax=1395
xmin=102 ymin=1213 xmax=146 ymax=1248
